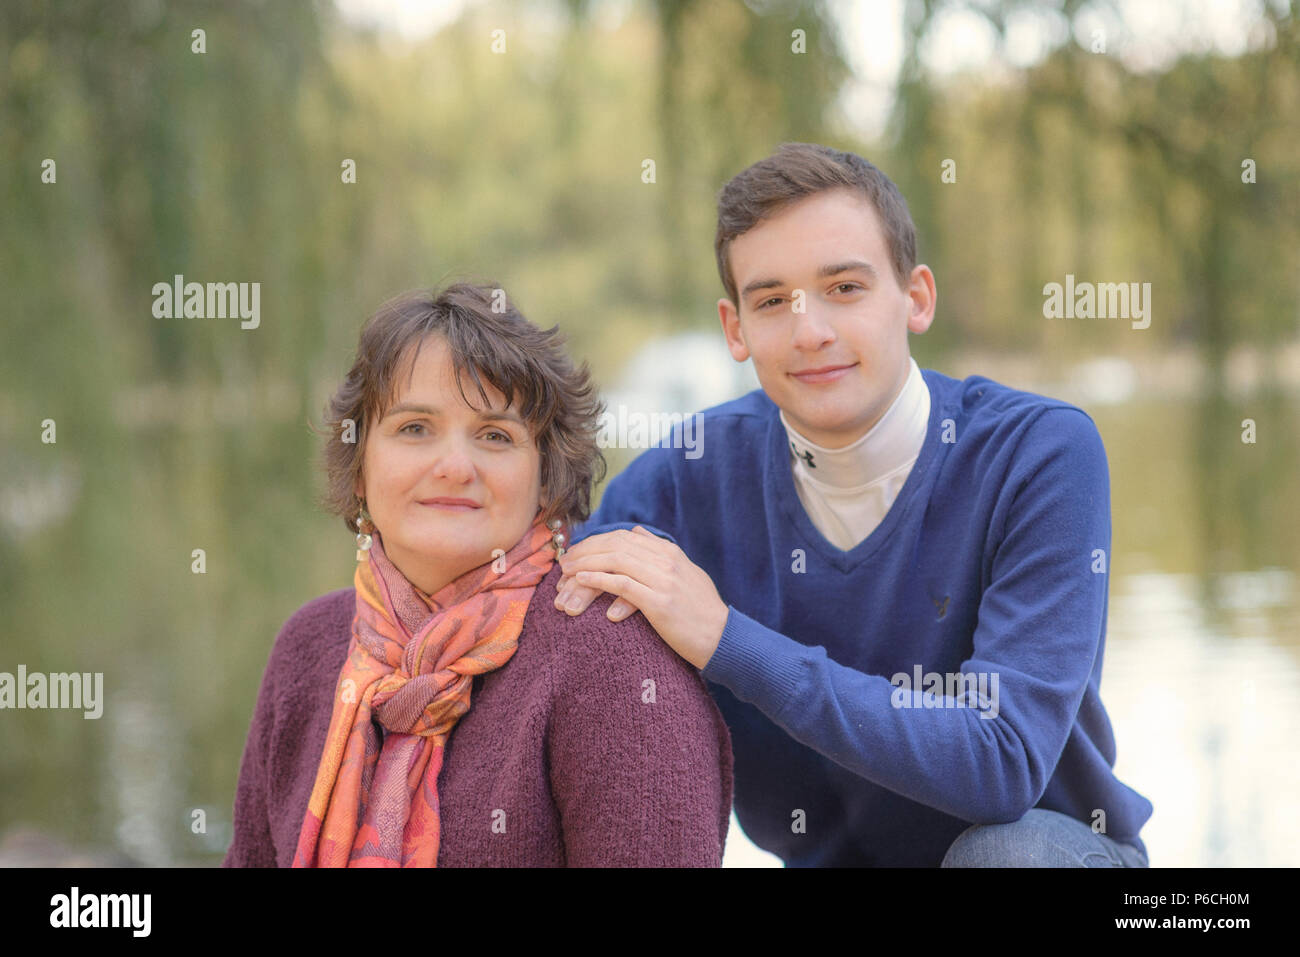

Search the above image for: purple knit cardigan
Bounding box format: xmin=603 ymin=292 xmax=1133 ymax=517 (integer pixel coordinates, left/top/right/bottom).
xmin=222 ymin=562 xmax=734 ymax=867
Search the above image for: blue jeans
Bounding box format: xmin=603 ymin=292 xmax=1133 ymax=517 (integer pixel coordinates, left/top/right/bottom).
xmin=941 ymin=808 xmax=1149 ymax=867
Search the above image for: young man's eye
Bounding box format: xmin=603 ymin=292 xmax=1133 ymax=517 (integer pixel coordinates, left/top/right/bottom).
xmin=834 ymin=282 xmax=862 ymax=294
xmin=759 ymin=296 xmax=783 ymax=309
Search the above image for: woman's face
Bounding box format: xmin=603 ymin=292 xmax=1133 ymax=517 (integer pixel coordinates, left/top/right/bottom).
xmin=354 ymin=334 xmax=545 ymax=596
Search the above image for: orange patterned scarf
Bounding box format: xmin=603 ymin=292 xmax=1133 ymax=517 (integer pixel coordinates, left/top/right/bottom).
xmin=293 ymin=519 xmax=558 ymax=867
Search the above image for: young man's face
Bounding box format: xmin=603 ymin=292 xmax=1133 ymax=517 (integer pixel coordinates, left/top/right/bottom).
xmin=718 ymin=186 xmax=936 ymax=449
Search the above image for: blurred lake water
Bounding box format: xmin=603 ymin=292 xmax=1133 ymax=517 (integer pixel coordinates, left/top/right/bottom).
xmin=2 ymin=337 xmax=1297 ymax=868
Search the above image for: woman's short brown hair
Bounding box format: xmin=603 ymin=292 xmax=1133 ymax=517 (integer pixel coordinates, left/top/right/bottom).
xmin=714 ymin=142 xmax=918 ymax=305
xmin=314 ymin=282 xmax=606 ymax=535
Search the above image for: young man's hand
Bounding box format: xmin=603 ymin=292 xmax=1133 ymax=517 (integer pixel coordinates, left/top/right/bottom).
xmin=553 ymin=526 xmax=728 ymax=670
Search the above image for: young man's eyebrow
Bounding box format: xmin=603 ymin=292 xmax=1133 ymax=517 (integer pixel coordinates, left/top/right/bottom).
xmin=383 ymin=402 xmax=525 ymax=425
xmin=740 ymin=260 xmax=879 ymax=299
xmin=818 ymin=260 xmax=879 ymax=282
xmin=740 ymin=276 xmax=786 ymax=298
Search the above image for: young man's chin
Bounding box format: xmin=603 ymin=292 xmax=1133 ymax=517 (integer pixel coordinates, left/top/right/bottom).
xmin=780 ymin=384 xmax=866 ymax=421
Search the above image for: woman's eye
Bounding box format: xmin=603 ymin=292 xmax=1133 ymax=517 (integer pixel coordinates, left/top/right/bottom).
xmin=484 ymin=430 xmax=512 ymax=443
xmin=399 ymin=422 xmax=425 ymax=435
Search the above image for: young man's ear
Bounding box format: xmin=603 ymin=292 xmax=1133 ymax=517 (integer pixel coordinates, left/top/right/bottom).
xmin=718 ymin=297 xmax=751 ymax=362
xmin=905 ymin=264 xmax=938 ymax=335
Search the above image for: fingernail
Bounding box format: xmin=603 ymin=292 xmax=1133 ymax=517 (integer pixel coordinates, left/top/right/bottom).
xmin=565 ymin=597 xmax=582 ymax=613
xmin=607 ymin=606 xmax=628 ymax=621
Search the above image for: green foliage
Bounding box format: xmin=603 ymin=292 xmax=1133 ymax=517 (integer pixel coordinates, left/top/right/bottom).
xmin=1 ymin=0 xmax=1296 ymax=863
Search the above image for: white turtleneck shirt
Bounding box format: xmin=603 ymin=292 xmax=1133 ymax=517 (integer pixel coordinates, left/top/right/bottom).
xmin=780 ymin=356 xmax=931 ymax=551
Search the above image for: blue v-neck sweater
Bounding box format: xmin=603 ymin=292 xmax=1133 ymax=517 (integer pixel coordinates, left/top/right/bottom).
xmin=574 ymin=368 xmax=1153 ymax=866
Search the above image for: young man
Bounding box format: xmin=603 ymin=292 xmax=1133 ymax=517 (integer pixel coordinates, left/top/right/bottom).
xmin=557 ymin=142 xmax=1153 ymax=867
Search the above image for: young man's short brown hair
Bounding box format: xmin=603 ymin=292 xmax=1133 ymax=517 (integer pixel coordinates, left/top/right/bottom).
xmin=315 ymin=282 xmax=606 ymax=535
xmin=714 ymin=142 xmax=918 ymax=305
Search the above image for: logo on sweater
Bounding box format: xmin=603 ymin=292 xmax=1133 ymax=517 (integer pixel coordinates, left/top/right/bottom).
xmin=889 ymin=666 xmax=999 ymax=720
xmin=789 ymin=440 xmax=816 ymax=469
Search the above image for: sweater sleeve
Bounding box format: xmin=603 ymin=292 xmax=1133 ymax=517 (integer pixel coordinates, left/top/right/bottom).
xmin=545 ymin=592 xmax=732 ymax=866
xmin=701 ymin=408 xmax=1112 ymax=825
xmin=221 ymin=633 xmax=282 ymax=868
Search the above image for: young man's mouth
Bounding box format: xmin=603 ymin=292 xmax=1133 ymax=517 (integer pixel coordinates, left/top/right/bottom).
xmin=789 ymin=362 xmax=858 ymax=384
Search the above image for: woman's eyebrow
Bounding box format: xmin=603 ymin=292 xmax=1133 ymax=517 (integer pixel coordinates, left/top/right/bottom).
xmin=384 ymin=402 xmax=524 ymax=425
xmin=478 ymin=410 xmax=526 ymax=426
xmin=384 ymin=402 xmax=437 ymax=420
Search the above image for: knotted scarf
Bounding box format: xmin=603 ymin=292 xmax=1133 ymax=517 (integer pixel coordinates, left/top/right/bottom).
xmin=292 ymin=518 xmax=558 ymax=867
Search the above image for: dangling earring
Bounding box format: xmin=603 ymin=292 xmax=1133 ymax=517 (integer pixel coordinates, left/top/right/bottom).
xmin=548 ymin=518 xmax=565 ymax=559
xmin=355 ymin=499 xmax=375 ymax=562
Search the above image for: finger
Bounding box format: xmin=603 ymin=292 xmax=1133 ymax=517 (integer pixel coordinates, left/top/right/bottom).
xmin=555 ymin=530 xmax=627 ymax=566
xmin=573 ymin=570 xmax=656 ymax=615
xmin=606 ymin=597 xmax=640 ymax=622
xmin=558 ymin=533 xmax=671 ymax=579
xmin=558 ymin=528 xmax=658 ymax=568
xmin=554 ymin=582 xmax=604 ymax=615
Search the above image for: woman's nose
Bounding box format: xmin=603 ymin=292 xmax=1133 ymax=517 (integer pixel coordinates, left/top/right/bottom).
xmin=430 ymin=442 xmax=476 ymax=483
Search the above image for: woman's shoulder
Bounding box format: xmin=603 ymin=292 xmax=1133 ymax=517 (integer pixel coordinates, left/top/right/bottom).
xmin=523 ymin=565 xmax=708 ymax=688
xmin=522 ymin=563 xmax=734 ymax=868
xmin=265 ymin=588 xmax=355 ymax=671
xmin=278 ymin=587 xmax=355 ymax=644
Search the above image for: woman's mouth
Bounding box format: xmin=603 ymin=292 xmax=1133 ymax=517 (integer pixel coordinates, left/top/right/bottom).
xmin=789 ymin=363 xmax=857 ymax=384
xmin=418 ymin=497 xmax=483 ymax=511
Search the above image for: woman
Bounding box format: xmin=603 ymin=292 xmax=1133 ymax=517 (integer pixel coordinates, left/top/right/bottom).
xmin=222 ymin=282 xmax=733 ymax=867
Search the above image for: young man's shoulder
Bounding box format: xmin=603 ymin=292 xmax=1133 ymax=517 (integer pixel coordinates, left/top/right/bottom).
xmin=925 ymin=367 xmax=1103 ymax=441
xmin=923 ymin=368 xmax=1110 ymax=508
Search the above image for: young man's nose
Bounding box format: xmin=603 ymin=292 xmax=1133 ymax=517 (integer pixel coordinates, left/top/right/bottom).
xmin=790 ymin=303 xmax=836 ymax=350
